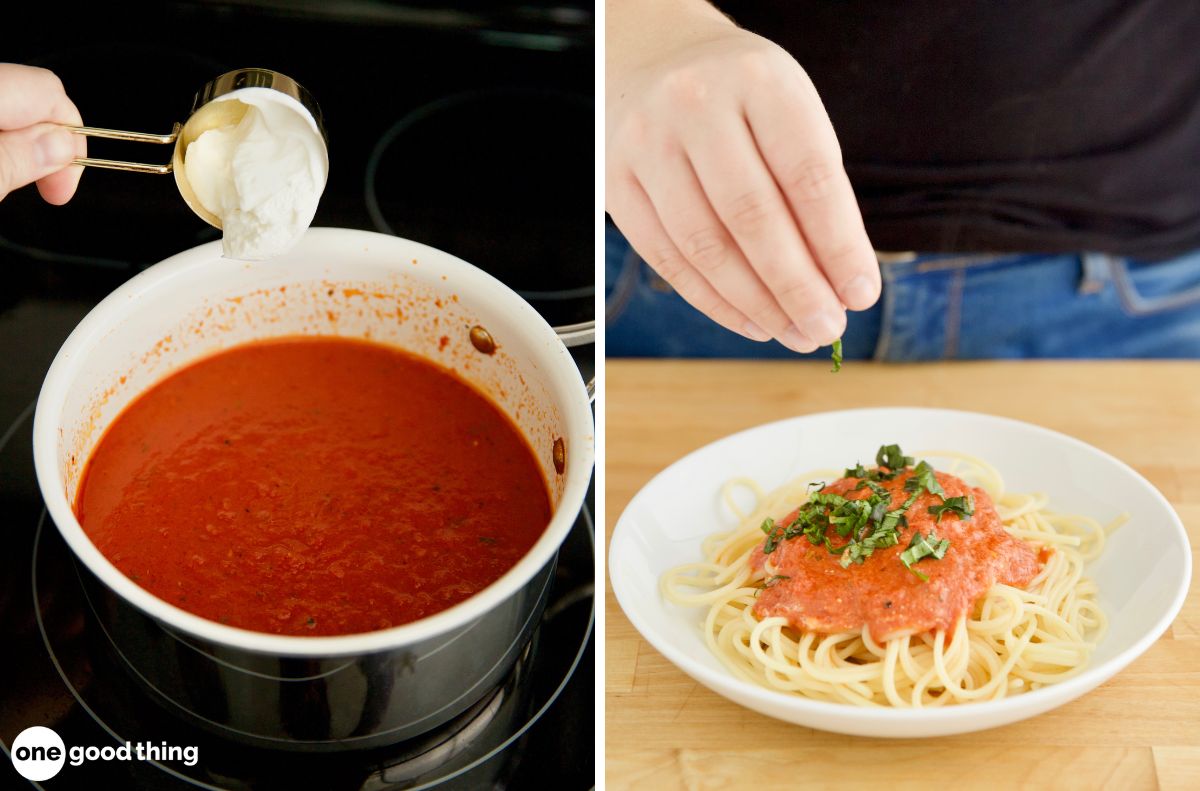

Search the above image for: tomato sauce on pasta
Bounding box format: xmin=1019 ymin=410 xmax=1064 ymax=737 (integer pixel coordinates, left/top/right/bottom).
xmin=752 ymin=470 xmax=1039 ymax=640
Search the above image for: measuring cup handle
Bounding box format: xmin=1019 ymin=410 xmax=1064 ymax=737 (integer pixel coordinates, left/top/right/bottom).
xmin=62 ymin=122 xmax=181 ymax=174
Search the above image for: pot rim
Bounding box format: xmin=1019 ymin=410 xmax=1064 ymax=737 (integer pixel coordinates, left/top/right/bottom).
xmin=32 ymin=228 xmax=594 ymax=657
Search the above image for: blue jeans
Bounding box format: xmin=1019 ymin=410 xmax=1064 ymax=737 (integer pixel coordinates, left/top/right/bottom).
xmin=605 ymin=223 xmax=1200 ymax=359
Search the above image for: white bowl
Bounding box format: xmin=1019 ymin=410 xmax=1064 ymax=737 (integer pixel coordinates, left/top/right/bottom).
xmin=608 ymin=407 xmax=1191 ymax=737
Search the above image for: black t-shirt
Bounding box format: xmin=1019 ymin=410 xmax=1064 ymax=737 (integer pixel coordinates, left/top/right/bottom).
xmin=720 ymin=1 xmax=1200 ymax=259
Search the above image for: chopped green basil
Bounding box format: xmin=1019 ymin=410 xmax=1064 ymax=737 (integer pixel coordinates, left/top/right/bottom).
xmin=762 ymin=445 xmax=961 ymax=581
xmin=763 ymin=519 xmax=785 ymax=554
xmin=830 ymin=338 xmax=843 ymax=372
xmin=855 ymin=479 xmax=890 ymax=499
xmin=845 ymin=462 xmax=869 ymax=479
xmin=875 ymin=444 xmax=915 ymax=474
xmin=903 ymin=460 xmax=946 ymax=498
xmin=928 ymin=495 xmax=975 ymax=524
xmin=899 ymin=529 xmax=951 ymax=580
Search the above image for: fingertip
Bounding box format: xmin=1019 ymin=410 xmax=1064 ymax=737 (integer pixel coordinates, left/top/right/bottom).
xmin=779 ymin=324 xmax=819 ymax=354
xmin=740 ymin=320 xmax=772 ymax=342
xmin=37 ymin=131 xmax=85 ymax=205
xmin=37 ymin=165 xmax=83 ymax=205
xmin=839 ymin=272 xmax=881 ymax=311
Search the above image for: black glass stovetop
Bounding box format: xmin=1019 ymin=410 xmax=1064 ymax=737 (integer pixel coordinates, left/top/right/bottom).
xmin=1 ymin=0 xmax=593 ymax=330
xmin=0 ymin=216 xmax=595 ymax=791
xmin=0 ymin=3 xmax=594 ymax=788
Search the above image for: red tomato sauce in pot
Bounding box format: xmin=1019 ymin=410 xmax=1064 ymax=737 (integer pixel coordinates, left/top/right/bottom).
xmin=74 ymin=337 xmax=551 ymax=636
xmin=750 ymin=468 xmax=1039 ymax=641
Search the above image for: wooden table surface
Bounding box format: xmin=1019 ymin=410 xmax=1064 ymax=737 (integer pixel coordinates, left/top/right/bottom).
xmin=605 ymin=360 xmax=1200 ymax=791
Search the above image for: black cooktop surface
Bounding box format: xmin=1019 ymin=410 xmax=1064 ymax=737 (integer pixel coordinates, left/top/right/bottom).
xmin=1 ymin=0 xmax=593 ymax=329
xmin=1 ymin=3 xmax=594 ymax=788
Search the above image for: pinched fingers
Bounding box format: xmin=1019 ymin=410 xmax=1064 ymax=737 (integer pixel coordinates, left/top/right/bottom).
xmin=745 ymin=69 xmax=879 ymax=311
xmin=683 ymin=113 xmax=846 ymax=349
xmin=635 ymin=147 xmax=810 ymax=345
xmin=607 ymin=167 xmax=768 ymax=341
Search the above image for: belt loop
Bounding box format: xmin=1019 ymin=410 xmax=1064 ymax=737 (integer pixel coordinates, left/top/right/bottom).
xmin=1078 ymin=252 xmax=1109 ymax=295
xmin=876 ymin=250 xmax=918 ymax=264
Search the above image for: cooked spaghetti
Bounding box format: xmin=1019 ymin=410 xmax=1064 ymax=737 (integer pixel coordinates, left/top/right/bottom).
xmin=660 ymin=446 xmax=1111 ymax=707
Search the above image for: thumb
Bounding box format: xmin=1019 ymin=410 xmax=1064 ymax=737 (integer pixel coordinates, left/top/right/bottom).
xmin=0 ymin=124 xmax=77 ymax=202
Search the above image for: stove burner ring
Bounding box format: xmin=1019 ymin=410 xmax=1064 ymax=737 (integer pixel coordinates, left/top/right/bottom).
xmin=364 ymin=86 xmax=590 ymax=246
xmin=71 ymin=541 xmax=554 ymax=750
xmin=366 ymin=641 xmax=530 ymax=789
xmin=30 ymin=491 xmax=594 ymax=789
xmin=363 ymin=86 xmax=595 ymax=343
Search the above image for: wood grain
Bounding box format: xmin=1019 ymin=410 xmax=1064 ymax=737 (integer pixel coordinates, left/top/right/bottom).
xmin=605 ymin=360 xmax=1200 ymax=791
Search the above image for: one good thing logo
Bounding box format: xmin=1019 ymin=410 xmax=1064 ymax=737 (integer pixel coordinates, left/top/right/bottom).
xmin=9 ymin=726 xmax=65 ymax=781
xmin=10 ymin=726 xmax=200 ymax=780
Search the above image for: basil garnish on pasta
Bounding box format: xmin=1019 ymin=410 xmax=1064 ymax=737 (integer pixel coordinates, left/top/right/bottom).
xmin=904 ymin=460 xmax=946 ymax=498
xmin=659 ymin=445 xmax=1106 ymax=709
xmin=763 ymin=444 xmax=958 ymax=578
xmin=929 ymin=495 xmax=975 ymax=524
xmin=876 ymin=444 xmax=914 ymax=473
xmin=900 ymin=529 xmax=952 ymax=581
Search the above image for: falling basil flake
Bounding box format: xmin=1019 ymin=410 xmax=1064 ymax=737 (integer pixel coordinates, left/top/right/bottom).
xmin=928 ymin=495 xmax=975 ymax=524
xmin=830 ymin=338 xmax=843 ymax=372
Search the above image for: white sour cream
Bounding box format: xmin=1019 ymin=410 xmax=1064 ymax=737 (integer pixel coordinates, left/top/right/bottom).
xmin=184 ymin=88 xmax=327 ymax=260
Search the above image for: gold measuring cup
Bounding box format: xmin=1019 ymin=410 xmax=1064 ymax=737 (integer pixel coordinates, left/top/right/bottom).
xmin=63 ymin=68 xmax=326 ymax=229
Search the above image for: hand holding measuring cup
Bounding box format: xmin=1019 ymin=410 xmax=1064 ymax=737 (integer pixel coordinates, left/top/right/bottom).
xmin=0 ymin=63 xmax=87 ymax=204
xmin=61 ymin=68 xmax=327 ymax=261
xmin=1 ymin=65 xmax=327 ymax=262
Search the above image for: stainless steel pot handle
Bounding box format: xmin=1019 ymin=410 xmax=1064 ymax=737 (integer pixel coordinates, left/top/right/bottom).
xmin=553 ymin=320 xmax=595 ymax=404
xmin=552 ymin=321 xmax=593 ymax=347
